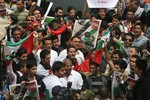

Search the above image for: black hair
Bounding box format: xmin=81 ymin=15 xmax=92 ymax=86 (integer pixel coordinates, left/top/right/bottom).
xmin=130 ymin=46 xmax=139 ymax=53
xmin=124 ymin=32 xmax=135 ymax=41
xmin=51 ymin=35 xmax=58 ymax=41
xmin=67 ymin=6 xmax=76 ymax=13
xmin=18 ymin=22 xmax=27 ymax=29
xmin=98 ymin=86 xmax=110 ymax=99
xmin=16 ymin=47 xmax=27 ymax=57
xmin=9 ymin=14 xmax=18 ymax=24
xmin=42 ymin=37 xmax=52 ymax=45
xmin=112 ymin=50 xmax=123 ymax=59
xmin=131 ymin=0 xmax=140 ymax=5
xmin=131 ymin=55 xmax=141 ymax=60
xmin=40 ymin=49 xmax=50 ymax=59
xmin=134 ymin=22 xmax=144 ymax=31
xmin=26 ymin=60 xmax=37 ymax=69
xmin=37 ymin=29 xmax=47 ymax=37
xmin=52 ymin=61 xmax=65 ymax=73
xmin=67 ymin=45 xmax=77 ymax=52
xmin=18 ymin=60 xmax=26 ymax=70
xmin=112 ymin=14 xmax=122 ymax=21
xmin=54 ymin=6 xmax=63 ymax=13
xmin=71 ymin=35 xmax=81 ymax=41
xmin=112 ymin=26 xmax=121 ymax=37
xmin=114 ymin=59 xmax=127 ymax=70
xmin=12 ymin=26 xmax=20 ymax=35
xmin=135 ymin=59 xmax=147 ymax=73
xmin=16 ymin=0 xmax=24 ymax=4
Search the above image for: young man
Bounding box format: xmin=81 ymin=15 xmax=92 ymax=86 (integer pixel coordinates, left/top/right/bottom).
xmin=51 ymin=35 xmax=64 ymax=55
xmin=58 ymin=36 xmax=85 ymax=65
xmin=35 ymin=37 xmax=58 ymax=66
xmin=36 ymin=49 xmax=51 ymax=78
xmin=132 ymin=22 xmax=148 ymax=48
xmin=13 ymin=0 xmax=29 ymax=23
xmin=43 ymin=61 xmax=66 ymax=98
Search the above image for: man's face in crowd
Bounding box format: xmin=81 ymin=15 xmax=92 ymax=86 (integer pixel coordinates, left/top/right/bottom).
xmin=129 ymin=48 xmax=138 ymax=58
xmin=130 ymin=57 xmax=137 ymax=70
xmin=111 ymin=54 xmax=120 ymax=62
xmin=125 ymin=0 xmax=131 ymax=9
xmin=69 ymin=9 xmax=76 ymax=18
xmin=112 ymin=18 xmax=120 ymax=27
xmin=18 ymin=53 xmax=28 ymax=61
xmin=71 ymin=37 xmax=81 ymax=49
xmin=13 ymin=30 xmax=21 ymax=42
xmin=41 ymin=54 xmax=51 ymax=65
xmin=52 ymin=39 xmax=59 ymax=49
xmin=37 ymin=32 xmax=44 ymax=41
xmin=114 ymin=64 xmax=122 ymax=72
xmin=55 ymin=9 xmax=63 ymax=16
xmin=26 ymin=16 xmax=34 ymax=27
xmin=67 ymin=47 xmax=77 ymax=59
xmin=98 ymin=8 xmax=106 ymax=19
xmin=133 ymin=25 xmax=142 ymax=37
xmin=57 ymin=67 xmax=66 ymax=77
xmin=43 ymin=40 xmax=52 ymax=50
xmin=33 ymin=10 xmax=41 ymax=21
xmin=127 ymin=11 xmax=134 ymax=20
xmin=65 ymin=60 xmax=72 ymax=75
xmin=16 ymin=0 xmax=24 ymax=11
xmin=124 ymin=35 xmax=133 ymax=47
xmin=0 ymin=0 xmax=5 ymax=8
xmin=29 ymin=66 xmax=37 ymax=76
xmin=90 ymin=64 xmax=97 ymax=75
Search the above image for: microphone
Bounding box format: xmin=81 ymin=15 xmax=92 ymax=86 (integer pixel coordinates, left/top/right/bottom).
xmin=67 ymin=81 xmax=72 ymax=89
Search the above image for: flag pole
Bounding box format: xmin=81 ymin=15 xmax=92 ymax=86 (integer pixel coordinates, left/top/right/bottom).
xmin=41 ymin=2 xmax=53 ymax=25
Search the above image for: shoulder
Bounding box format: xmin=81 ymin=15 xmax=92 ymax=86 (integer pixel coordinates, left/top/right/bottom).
xmin=51 ymin=49 xmax=58 ymax=55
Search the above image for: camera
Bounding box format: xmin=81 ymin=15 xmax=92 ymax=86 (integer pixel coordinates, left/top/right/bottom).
xmin=51 ymin=82 xmax=81 ymax=100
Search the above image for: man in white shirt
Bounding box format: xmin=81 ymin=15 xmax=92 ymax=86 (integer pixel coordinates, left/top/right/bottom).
xmin=36 ymin=49 xmax=51 ymax=77
xmin=60 ymin=58 xmax=83 ymax=90
xmin=35 ymin=37 xmax=58 ymax=66
xmin=43 ymin=61 xmax=66 ymax=98
xmin=57 ymin=36 xmax=85 ymax=65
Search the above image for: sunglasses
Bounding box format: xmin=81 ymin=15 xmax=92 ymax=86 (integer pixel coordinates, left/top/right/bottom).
xmin=124 ymin=38 xmax=132 ymax=42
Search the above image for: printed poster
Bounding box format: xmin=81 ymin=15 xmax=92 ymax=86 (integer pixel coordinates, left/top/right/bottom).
xmin=9 ymin=80 xmax=40 ymax=100
xmin=72 ymin=19 xmax=101 ymax=50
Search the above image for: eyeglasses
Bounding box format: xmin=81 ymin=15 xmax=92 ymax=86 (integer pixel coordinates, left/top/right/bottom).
xmin=0 ymin=2 xmax=4 ymax=3
xmin=124 ymin=38 xmax=132 ymax=42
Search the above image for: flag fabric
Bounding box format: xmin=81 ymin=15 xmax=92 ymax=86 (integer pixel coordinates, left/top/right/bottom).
xmin=6 ymin=32 xmax=34 ymax=56
xmin=0 ymin=17 xmax=11 ymax=40
xmin=45 ymin=16 xmax=54 ymax=24
xmin=77 ymin=59 xmax=90 ymax=72
xmin=92 ymin=28 xmax=111 ymax=64
xmin=48 ymin=25 xmax=67 ymax=36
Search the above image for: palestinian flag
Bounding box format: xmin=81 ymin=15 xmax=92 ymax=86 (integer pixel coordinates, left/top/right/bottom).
xmin=6 ymin=32 xmax=34 ymax=56
xmin=45 ymin=16 xmax=54 ymax=24
xmin=92 ymin=28 xmax=111 ymax=64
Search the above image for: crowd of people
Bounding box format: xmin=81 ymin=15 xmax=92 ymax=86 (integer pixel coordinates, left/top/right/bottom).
xmin=0 ymin=0 xmax=150 ymax=99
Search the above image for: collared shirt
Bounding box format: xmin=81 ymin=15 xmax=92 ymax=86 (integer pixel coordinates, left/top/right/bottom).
xmin=60 ymin=70 xmax=83 ymax=90
xmin=132 ymin=35 xmax=148 ymax=47
xmin=43 ymin=74 xmax=64 ymax=98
